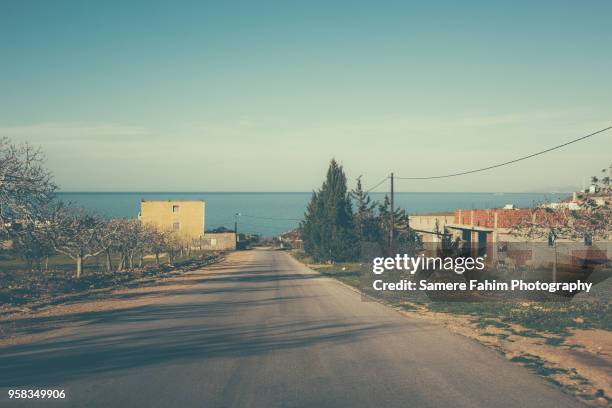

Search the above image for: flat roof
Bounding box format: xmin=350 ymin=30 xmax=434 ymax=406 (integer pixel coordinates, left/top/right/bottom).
xmin=141 ymin=199 xmax=204 ymax=202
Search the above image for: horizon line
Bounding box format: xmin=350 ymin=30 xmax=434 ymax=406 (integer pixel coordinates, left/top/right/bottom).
xmin=56 ymin=190 xmax=574 ymax=194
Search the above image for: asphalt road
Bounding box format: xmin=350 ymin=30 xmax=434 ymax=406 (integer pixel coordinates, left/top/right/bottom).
xmin=0 ymin=249 xmax=583 ymax=407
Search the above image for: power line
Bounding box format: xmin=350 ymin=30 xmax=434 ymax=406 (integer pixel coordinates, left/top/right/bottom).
xmin=394 ymin=126 xmax=611 ymax=180
xmin=239 ymin=214 xmax=301 ymax=222
xmin=212 ymin=127 xmax=609 ymax=234
xmin=365 ymin=175 xmax=389 ymax=193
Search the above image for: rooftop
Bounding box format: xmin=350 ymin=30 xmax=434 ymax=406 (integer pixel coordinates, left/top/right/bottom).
xmin=140 ymin=199 xmax=204 ymax=202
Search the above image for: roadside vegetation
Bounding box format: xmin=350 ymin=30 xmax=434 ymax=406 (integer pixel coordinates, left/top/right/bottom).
xmin=292 ymin=158 xmax=612 ymax=407
xmin=293 ymin=252 xmax=611 ymax=407
xmin=299 ymin=159 xmax=419 ymax=263
xmin=427 ymin=300 xmax=611 ymax=334
xmin=0 ymin=137 xmax=222 ymax=313
xmin=0 ymin=250 xmax=221 ymax=314
xmin=306 ymin=257 xmax=610 ymax=332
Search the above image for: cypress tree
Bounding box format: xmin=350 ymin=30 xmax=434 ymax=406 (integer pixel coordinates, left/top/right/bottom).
xmin=300 ymin=159 xmax=358 ymax=262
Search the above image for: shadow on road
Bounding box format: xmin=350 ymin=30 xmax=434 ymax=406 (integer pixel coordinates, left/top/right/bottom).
xmin=0 ymin=256 xmax=411 ymax=387
xmin=0 ymin=312 xmax=398 ymax=386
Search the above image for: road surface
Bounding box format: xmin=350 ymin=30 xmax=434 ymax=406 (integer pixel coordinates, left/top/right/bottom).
xmin=0 ymin=249 xmax=583 ymax=407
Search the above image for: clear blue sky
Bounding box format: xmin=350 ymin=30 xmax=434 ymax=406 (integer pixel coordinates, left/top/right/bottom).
xmin=1 ymin=1 xmax=611 ymax=192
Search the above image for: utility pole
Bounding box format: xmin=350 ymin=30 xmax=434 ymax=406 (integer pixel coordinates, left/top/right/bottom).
xmin=389 ymin=172 xmax=394 ymax=252
xmin=234 ymin=213 xmax=240 ymax=249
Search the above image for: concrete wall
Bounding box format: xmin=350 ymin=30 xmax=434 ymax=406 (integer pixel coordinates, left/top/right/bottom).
xmin=139 ymin=200 xmax=205 ymax=241
xmin=201 ymin=232 xmax=236 ymax=250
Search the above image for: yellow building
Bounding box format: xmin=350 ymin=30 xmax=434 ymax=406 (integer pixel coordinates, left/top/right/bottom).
xmin=139 ymin=200 xmax=205 ymax=240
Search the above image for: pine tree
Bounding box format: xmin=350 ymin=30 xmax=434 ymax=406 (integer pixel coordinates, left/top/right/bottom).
xmin=377 ymin=195 xmax=393 ymax=253
xmin=350 ymin=177 xmax=381 ymax=242
xmin=301 ymin=191 xmax=323 ymax=259
xmin=377 ymin=195 xmax=419 ymax=254
xmin=300 ymin=159 xmax=358 ymax=262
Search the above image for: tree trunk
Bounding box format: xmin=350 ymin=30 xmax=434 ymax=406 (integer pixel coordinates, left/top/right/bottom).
xmin=106 ymin=249 xmax=113 ymax=272
xmin=76 ymin=255 xmax=83 ymax=279
xmin=155 ymin=252 xmax=160 ymax=266
xmin=118 ymin=253 xmax=127 ymax=271
xmin=44 ymin=256 xmax=49 ymax=272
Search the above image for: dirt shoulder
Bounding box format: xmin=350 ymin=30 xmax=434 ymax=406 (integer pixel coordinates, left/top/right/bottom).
xmin=404 ymin=307 xmax=611 ymax=407
xmin=0 ymin=254 xmax=226 ymax=347
xmin=0 ymin=253 xmax=223 ymax=317
xmin=291 ymin=252 xmax=611 ymax=408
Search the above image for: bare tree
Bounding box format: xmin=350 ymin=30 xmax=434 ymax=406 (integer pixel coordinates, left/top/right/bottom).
xmin=165 ymin=232 xmax=184 ymax=264
xmin=0 ymin=138 xmax=56 ymax=239
xmin=148 ymin=227 xmax=170 ymax=266
xmin=111 ymin=219 xmax=155 ymax=271
xmin=45 ymin=205 xmax=116 ymax=278
xmin=11 ymin=219 xmax=56 ymax=271
xmin=139 ymin=224 xmax=163 ymax=267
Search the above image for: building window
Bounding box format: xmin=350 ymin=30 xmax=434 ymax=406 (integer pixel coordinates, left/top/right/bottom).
xmin=172 ymin=205 xmax=180 ymax=213
xmin=172 ymin=222 xmax=180 ymax=231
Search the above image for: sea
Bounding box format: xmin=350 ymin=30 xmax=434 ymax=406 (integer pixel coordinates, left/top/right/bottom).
xmin=57 ymin=192 xmax=569 ymax=237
